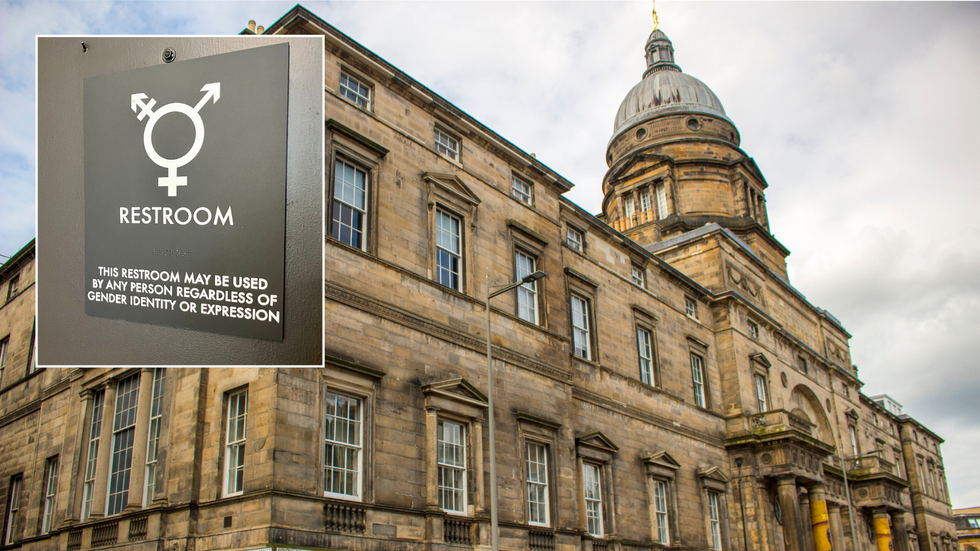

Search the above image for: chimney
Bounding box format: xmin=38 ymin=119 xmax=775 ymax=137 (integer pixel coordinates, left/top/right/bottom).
xmin=256 ymin=25 xmax=265 ymax=34
xmin=247 ymin=20 xmax=256 ymax=32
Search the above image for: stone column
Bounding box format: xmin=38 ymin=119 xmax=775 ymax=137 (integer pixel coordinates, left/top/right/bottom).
xmin=424 ymin=407 xmax=440 ymax=510
xmin=604 ymin=461 xmax=617 ymax=537
xmin=778 ymin=476 xmax=808 ymax=551
xmin=88 ymin=382 xmax=117 ymax=519
xmin=873 ymin=507 xmax=893 ymax=551
xmin=809 ymin=485 xmax=833 ymax=551
xmin=801 ymin=492 xmax=816 ymax=551
xmin=827 ymin=502 xmax=847 ymax=551
xmin=126 ymin=368 xmax=155 ymax=511
xmin=471 ymin=418 xmax=485 ymax=515
xmin=64 ymin=390 xmax=95 ymax=525
xmin=891 ymin=512 xmax=910 ymax=551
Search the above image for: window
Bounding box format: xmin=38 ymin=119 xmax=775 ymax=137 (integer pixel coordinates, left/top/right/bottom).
xmin=515 ymin=250 xmax=539 ymax=324
xmin=437 ymin=420 xmax=466 ymax=514
xmin=685 ymin=297 xmax=698 ymax=319
xmin=224 ymin=388 xmax=248 ymax=497
xmin=107 ymin=373 xmax=140 ymax=516
xmin=0 ymin=337 xmax=7 ymax=387
xmin=4 ymin=475 xmax=21 ymax=545
xmin=26 ymin=321 xmax=36 ymax=374
xmin=143 ymin=368 xmax=165 ymax=507
xmin=583 ymin=463 xmax=603 ymax=537
xmin=435 ymin=128 xmax=459 ymax=161
xmin=339 ymin=71 xmax=371 ymax=109
xmin=566 ymin=226 xmax=584 ymax=252
xmin=755 ymin=374 xmax=769 ymax=413
xmin=5 ymin=275 xmax=18 ymax=302
xmin=324 ymin=391 xmax=362 ymax=499
xmin=81 ymin=389 xmax=105 ymax=520
xmin=849 ymin=425 xmax=859 ymax=457
xmin=748 ymin=320 xmax=759 ymax=339
xmin=691 ymin=353 xmax=706 ymax=408
xmin=631 ymin=265 xmax=645 ymax=287
xmin=331 ymin=158 xmax=369 ymax=250
xmin=41 ymin=457 xmax=58 ymax=534
xmin=638 ymin=328 xmax=655 ymax=385
xmin=640 ymin=189 xmax=652 ymax=213
xmin=654 ymin=182 xmax=668 ymax=219
xmin=571 ymin=294 xmax=592 ymax=360
xmin=708 ymin=492 xmax=722 ymax=550
xmin=436 ymin=209 xmax=462 ymax=291
xmin=525 ymin=443 xmax=549 ymax=526
xmin=512 ymin=174 xmax=532 ymax=205
xmin=624 ymin=194 xmax=636 ymax=219
xmin=653 ymin=479 xmax=670 ymax=544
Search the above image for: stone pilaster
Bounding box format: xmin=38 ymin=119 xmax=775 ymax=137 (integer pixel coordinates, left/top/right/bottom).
xmin=777 ymin=476 xmax=807 ymax=551
xmin=88 ymin=382 xmax=117 ymax=519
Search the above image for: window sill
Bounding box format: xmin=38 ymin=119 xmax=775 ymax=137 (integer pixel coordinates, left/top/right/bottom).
xmin=323 ymin=491 xmax=362 ymax=502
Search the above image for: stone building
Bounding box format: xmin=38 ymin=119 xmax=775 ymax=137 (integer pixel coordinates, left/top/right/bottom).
xmin=0 ymin=6 xmax=957 ymax=551
xmin=954 ymin=507 xmax=980 ymax=551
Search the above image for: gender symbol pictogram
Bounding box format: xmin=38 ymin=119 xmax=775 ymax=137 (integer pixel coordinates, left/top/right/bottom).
xmin=131 ymin=82 xmax=221 ymax=197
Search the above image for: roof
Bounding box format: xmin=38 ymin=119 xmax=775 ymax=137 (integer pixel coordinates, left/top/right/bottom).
xmin=0 ymin=238 xmax=35 ymax=280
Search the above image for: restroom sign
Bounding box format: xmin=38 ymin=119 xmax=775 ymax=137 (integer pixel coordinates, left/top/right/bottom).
xmin=84 ymin=43 xmax=289 ymax=341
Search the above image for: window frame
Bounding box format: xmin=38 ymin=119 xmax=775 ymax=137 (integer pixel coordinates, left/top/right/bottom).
xmin=708 ymin=491 xmax=722 ymax=550
xmin=570 ymin=293 xmax=592 ymax=360
xmin=106 ymin=373 xmax=140 ymax=516
xmin=623 ymin=193 xmax=636 ymax=220
xmin=653 ymin=478 xmax=670 ymax=544
xmin=0 ymin=336 xmax=8 ymax=388
xmin=81 ymin=389 xmax=105 ymax=521
xmin=583 ymin=462 xmax=604 ymax=537
xmin=511 ymin=173 xmax=533 ymax=205
xmin=515 ymin=249 xmax=540 ymax=325
xmin=653 ymin=181 xmax=669 ymax=220
xmin=338 ymin=69 xmax=372 ymax=110
xmin=525 ymin=442 xmax=550 ymax=527
xmin=435 ymin=207 xmax=464 ymax=292
xmin=41 ymin=456 xmax=58 ymax=535
xmin=223 ymin=387 xmax=248 ymax=498
xmin=576 ymin=432 xmax=618 ymax=539
xmin=326 ymin=125 xmax=387 ymax=255
xmin=637 ymin=327 xmax=656 ymax=386
xmin=143 ymin=368 xmax=165 ymax=507
xmin=755 ymin=373 xmax=770 ymax=413
xmin=565 ymin=224 xmax=585 ymax=253
xmin=747 ymin=320 xmax=760 ymax=339
xmin=5 ymin=275 xmax=18 ymax=302
xmin=643 ymin=451 xmax=680 ymax=546
xmin=4 ymin=475 xmax=21 ymax=545
xmin=437 ymin=419 xmax=467 ymax=515
xmin=691 ymin=353 xmax=707 ymax=408
xmin=329 ymin=156 xmax=371 ymax=251
xmin=322 ymin=390 xmax=364 ymax=501
xmin=631 ymin=264 xmax=645 ymax=288
xmin=434 ymin=126 xmax=460 ymax=162
xmin=685 ymin=296 xmax=699 ymax=319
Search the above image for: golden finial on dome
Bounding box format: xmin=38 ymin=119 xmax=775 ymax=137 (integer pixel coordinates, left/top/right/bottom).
xmin=652 ymin=0 xmax=659 ymax=31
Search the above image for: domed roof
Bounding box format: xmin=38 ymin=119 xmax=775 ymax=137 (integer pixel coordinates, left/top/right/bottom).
xmin=611 ymin=29 xmax=731 ymax=143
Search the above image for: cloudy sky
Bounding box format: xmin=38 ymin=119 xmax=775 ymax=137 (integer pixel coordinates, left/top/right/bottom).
xmin=1 ymin=1 xmax=977 ymax=507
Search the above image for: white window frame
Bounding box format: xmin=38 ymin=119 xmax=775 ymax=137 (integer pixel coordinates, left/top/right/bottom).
xmin=435 ymin=127 xmax=460 ymax=161
xmin=638 ymin=328 xmax=655 ymax=386
xmin=653 ymin=479 xmax=670 ymax=544
xmin=640 ymin=188 xmax=652 ymax=212
xmin=583 ymin=463 xmax=603 ymax=537
xmin=339 ymin=71 xmax=371 ymax=109
xmin=323 ymin=391 xmax=363 ymax=500
xmin=436 ymin=208 xmax=463 ymax=291
xmin=143 ymin=368 xmax=165 ymax=507
xmin=525 ymin=442 xmax=550 ymax=526
xmin=571 ymin=294 xmax=592 ymax=360
xmin=566 ymin=226 xmax=584 ymax=252
xmin=0 ymin=337 xmax=7 ymax=387
xmin=631 ymin=265 xmax=645 ymax=287
xmin=331 ymin=157 xmax=369 ymax=250
xmin=624 ymin=194 xmax=636 ymax=219
xmin=691 ymin=353 xmax=706 ymax=408
xmin=515 ymin=250 xmax=539 ymax=324
xmin=224 ymin=388 xmax=248 ymax=497
xmin=849 ymin=425 xmax=859 ymax=457
xmin=685 ymin=297 xmax=698 ymax=319
xmin=654 ymin=182 xmax=668 ymax=219
xmin=81 ymin=389 xmax=105 ymax=521
xmin=512 ymin=174 xmax=532 ymax=205
xmin=755 ymin=374 xmax=769 ymax=413
xmin=106 ymin=373 xmax=140 ymax=516
xmin=41 ymin=457 xmax=58 ymax=534
xmin=437 ymin=420 xmax=467 ymax=514
xmin=708 ymin=492 xmax=722 ymax=550
xmin=4 ymin=475 xmax=20 ymax=545
xmin=748 ymin=320 xmax=759 ymax=339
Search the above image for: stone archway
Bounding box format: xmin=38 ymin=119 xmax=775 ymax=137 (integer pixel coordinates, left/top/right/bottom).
xmin=788 ymin=385 xmax=834 ymax=445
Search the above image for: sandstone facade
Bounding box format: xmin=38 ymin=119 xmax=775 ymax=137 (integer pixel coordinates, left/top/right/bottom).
xmin=0 ymin=7 xmax=957 ymax=551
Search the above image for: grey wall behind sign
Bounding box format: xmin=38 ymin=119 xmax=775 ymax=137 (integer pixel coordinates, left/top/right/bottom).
xmin=38 ymin=36 xmax=324 ymax=365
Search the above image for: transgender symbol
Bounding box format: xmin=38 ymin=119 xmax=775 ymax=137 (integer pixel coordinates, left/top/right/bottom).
xmin=131 ymin=82 xmax=221 ymax=197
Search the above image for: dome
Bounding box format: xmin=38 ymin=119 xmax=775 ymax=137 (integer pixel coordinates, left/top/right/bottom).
xmin=611 ymin=29 xmax=731 ymax=143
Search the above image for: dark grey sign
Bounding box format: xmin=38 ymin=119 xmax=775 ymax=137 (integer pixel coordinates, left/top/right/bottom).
xmin=85 ymin=43 xmax=288 ymax=340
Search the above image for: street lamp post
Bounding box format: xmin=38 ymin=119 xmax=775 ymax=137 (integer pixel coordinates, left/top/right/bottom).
xmin=486 ymin=269 xmax=546 ymax=551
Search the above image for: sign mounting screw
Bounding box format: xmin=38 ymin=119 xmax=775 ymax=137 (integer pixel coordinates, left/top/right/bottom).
xmin=162 ymin=48 xmax=176 ymax=63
